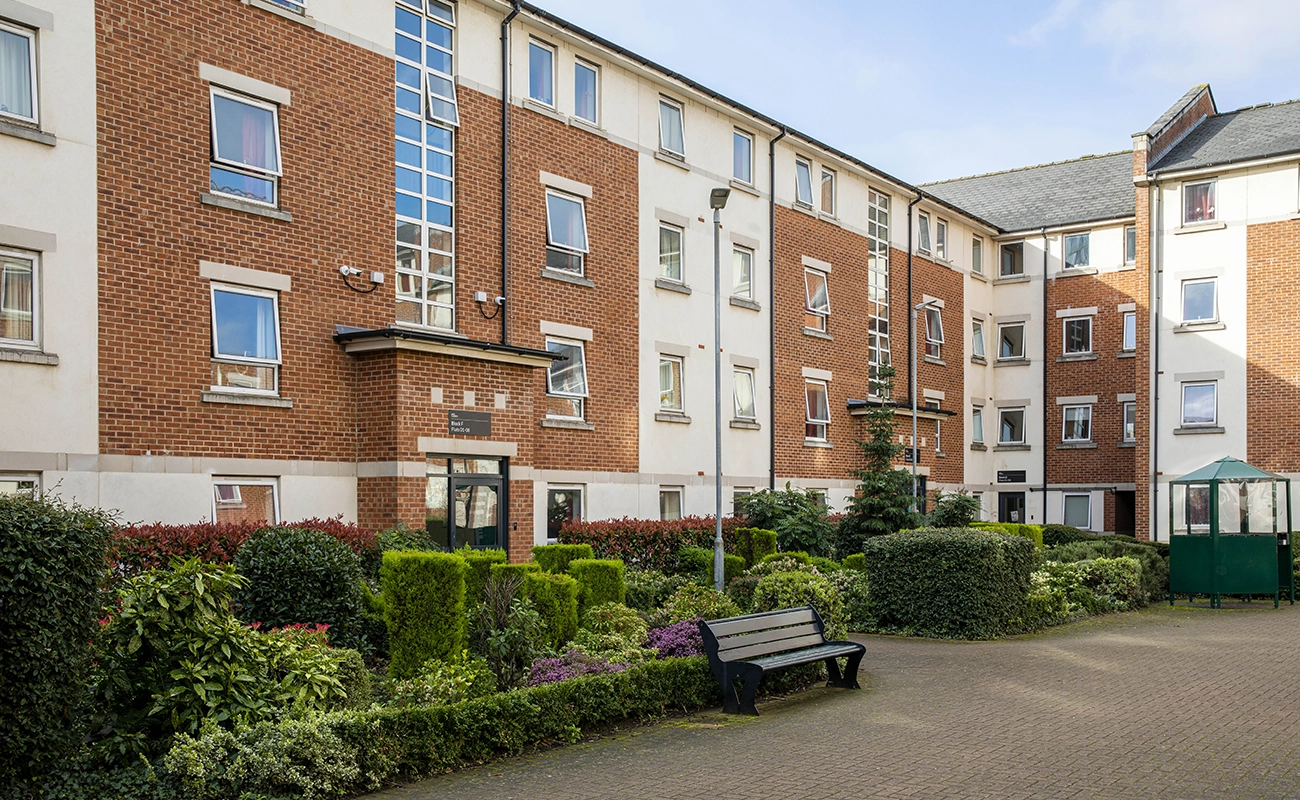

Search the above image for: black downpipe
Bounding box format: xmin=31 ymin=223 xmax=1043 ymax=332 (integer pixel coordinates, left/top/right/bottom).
xmin=768 ymin=126 xmax=786 ymax=491
xmin=1150 ymin=186 xmax=1160 ymax=542
xmin=1041 ymin=226 xmax=1049 ymax=524
xmin=500 ymin=1 xmax=521 ymax=346
xmin=906 ymin=193 xmax=923 ymax=409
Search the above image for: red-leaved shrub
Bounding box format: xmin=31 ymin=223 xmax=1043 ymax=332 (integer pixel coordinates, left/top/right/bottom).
xmin=110 ymin=517 xmax=379 ymax=580
xmin=557 ymin=516 xmax=744 ymax=572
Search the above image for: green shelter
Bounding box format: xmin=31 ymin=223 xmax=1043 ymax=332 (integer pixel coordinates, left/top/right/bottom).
xmin=1169 ymin=457 xmax=1294 ymax=608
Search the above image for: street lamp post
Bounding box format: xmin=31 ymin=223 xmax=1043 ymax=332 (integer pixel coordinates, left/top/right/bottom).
xmin=911 ymin=298 xmax=939 ymax=510
xmin=710 ymin=187 xmax=731 ymax=591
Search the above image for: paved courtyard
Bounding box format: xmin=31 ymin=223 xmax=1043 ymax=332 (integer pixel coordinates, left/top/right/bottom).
xmin=370 ymin=603 xmax=1300 ymax=799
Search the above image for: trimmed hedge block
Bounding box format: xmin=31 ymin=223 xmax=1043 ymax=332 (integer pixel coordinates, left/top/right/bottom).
xmin=380 ymin=551 xmax=467 ymax=679
xmin=842 ymin=553 xmax=866 ymax=571
xmin=863 ymin=528 xmax=1035 ymax=639
xmin=567 ymin=558 xmax=626 ymax=610
xmin=532 ymin=543 xmax=595 ymax=575
xmin=458 ymin=548 xmax=508 ymax=607
xmin=523 ymin=572 xmax=580 ymax=650
xmin=760 ymin=550 xmax=810 ymax=566
xmin=724 ymin=553 xmax=745 ymax=586
xmin=970 ymin=521 xmax=1043 ymax=548
xmin=488 ymin=562 xmax=540 ymax=587
xmin=675 ymin=546 xmax=713 ymax=578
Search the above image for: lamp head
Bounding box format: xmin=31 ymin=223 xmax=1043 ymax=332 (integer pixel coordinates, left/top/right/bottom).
xmin=709 ymin=187 xmax=731 ymax=209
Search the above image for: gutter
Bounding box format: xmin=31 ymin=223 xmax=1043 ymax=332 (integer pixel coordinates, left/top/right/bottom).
xmin=332 ymin=325 xmax=558 ymax=362
xmin=768 ymin=126 xmax=787 ymax=491
xmin=1150 ymin=184 xmax=1161 ymax=542
xmin=500 ymin=1 xmax=521 ymax=346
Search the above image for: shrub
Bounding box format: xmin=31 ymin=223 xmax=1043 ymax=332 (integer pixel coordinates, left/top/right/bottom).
xmin=676 ymin=545 xmax=713 ymax=578
xmin=1039 ymin=556 xmax=1143 ymax=614
xmin=831 ymin=570 xmax=872 ymax=632
xmin=489 ymin=562 xmax=540 ymax=584
xmin=567 ymin=558 xmax=627 ymax=610
xmin=842 ymin=553 xmax=866 ymax=571
xmin=532 ymin=543 xmax=594 ymax=574
xmin=1049 ymin=538 xmax=1168 ymax=603
xmin=1042 ymin=523 xmax=1098 ymax=547
xmin=457 ymin=547 xmax=507 ymax=608
xmin=746 ymin=554 xmax=821 ymax=579
xmin=1013 ymin=573 xmax=1071 ymax=631
xmin=96 ymin=559 xmax=347 ymax=739
xmin=233 ymin=527 xmax=368 ymax=651
xmin=969 ymin=521 xmax=1043 ymax=548
xmin=927 ymin=490 xmax=982 ymax=528
xmin=387 ymin=651 xmax=497 ymax=707
xmin=732 ymin=527 xmax=778 ymax=567
xmin=523 ymin=571 xmax=580 ymax=651
xmin=0 ymin=493 xmax=114 ymax=787
xmin=809 ymin=556 xmax=843 ymax=573
xmin=469 ymin=572 xmax=548 ymax=690
xmin=527 ymin=650 xmax=627 ymax=686
xmin=110 ymin=517 xmax=380 ymax=582
xmin=1018 ymin=524 xmax=1045 ymax=548
xmin=571 ymin=603 xmax=653 ymax=664
xmin=735 ymin=486 xmax=834 ymax=556
xmin=625 ymin=569 xmax=689 ymax=612
xmin=557 ymin=516 xmax=745 ymax=572
xmin=752 ymin=571 xmax=846 ymax=640
xmin=646 ymin=619 xmax=705 ymax=658
xmin=862 ymin=528 xmax=1036 ymax=639
xmin=380 ymin=551 xmax=467 ymax=679
xmin=760 ymin=550 xmax=811 ymax=566
xmin=726 ymin=575 xmax=760 ymax=612
xmin=333 ymin=649 xmax=373 ymax=711
xmin=661 ymin=583 xmax=740 ymax=623
xmin=377 ymin=523 xmax=439 ymax=553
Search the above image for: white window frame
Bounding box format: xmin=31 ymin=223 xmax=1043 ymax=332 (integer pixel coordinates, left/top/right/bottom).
xmin=658 ymin=354 xmax=684 ymax=412
xmin=659 ymin=486 xmax=683 ymax=521
xmin=917 ymin=212 xmax=932 ymax=254
xmin=998 ymin=407 xmax=1026 ymax=445
xmin=1182 ymin=179 xmax=1217 ymax=225
xmin=546 ymin=484 xmax=584 ymax=542
xmin=733 ymin=366 xmax=757 ymax=420
xmin=209 ymin=283 xmax=282 ymax=396
xmin=208 ymin=87 xmax=283 ymax=207
xmin=573 ymin=58 xmax=598 ymax=125
xmin=804 ymin=267 xmax=829 ymax=331
xmin=1181 ymin=381 xmax=1217 ymax=427
xmin=971 ymin=318 xmax=985 ymax=359
xmin=545 ymin=336 xmax=588 ymax=420
xmin=658 ymin=97 xmax=685 ymax=157
xmin=1124 ymin=225 xmax=1137 ymax=264
xmin=1000 ymin=242 xmax=1024 ymax=277
xmin=732 ymin=246 xmax=753 ymax=299
xmin=0 ymin=248 xmax=39 ymax=349
xmin=997 ymin=322 xmax=1025 ymax=360
xmin=733 ymin=129 xmax=754 ymax=185
xmin=1062 ymin=493 xmax=1091 ymax=530
xmin=805 ymin=379 xmax=830 ymax=441
xmin=820 ymin=167 xmax=836 ymax=216
xmin=1062 ymin=316 xmax=1092 ymax=355
xmin=972 ymin=406 xmax=984 ymax=444
xmin=0 ymin=473 xmax=39 ymax=497
xmin=1122 ymin=311 xmax=1136 ymax=351
xmin=658 ymin=222 xmax=684 ymax=282
xmin=924 ymin=306 xmax=944 ymax=359
xmin=1063 ymin=232 xmax=1090 ymax=270
xmin=211 ymin=477 xmax=279 ymax=524
xmin=266 ymin=0 xmax=307 ymax=13
xmin=545 ymin=190 xmax=589 ymax=275
xmin=935 ymin=219 xmax=947 ymax=260
xmin=1181 ymin=277 xmax=1217 ymax=324
xmin=972 ymin=236 xmax=983 ymax=275
xmin=1122 ymin=401 xmax=1136 ymax=442
xmin=1062 ymin=404 xmax=1092 ymax=443
xmin=731 ymin=487 xmax=754 ymax=517
xmin=0 ymin=20 xmax=38 ymax=125
xmin=794 ymin=157 xmax=813 ymax=207
xmin=214 ymin=484 xmax=242 ymax=504
xmin=527 ymin=39 xmax=556 ymax=107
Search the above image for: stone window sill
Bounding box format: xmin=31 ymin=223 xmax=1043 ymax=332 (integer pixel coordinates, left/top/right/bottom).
xmin=994 ymin=274 xmax=1030 ymax=285
xmin=1056 ymin=441 xmax=1098 ymax=450
xmin=792 ymin=202 xmax=817 ymax=219
xmin=569 ymin=117 xmax=609 ymax=140
xmin=729 ymin=179 xmax=760 ymax=197
xmin=994 ymin=444 xmax=1031 ymax=451
xmin=1057 ymin=353 xmax=1099 ymax=363
xmin=654 ymin=277 xmax=692 ymax=295
xmin=541 ymin=417 xmax=595 ymax=431
xmin=1117 ymin=351 xmax=1136 ymax=359
xmin=802 ymin=326 xmax=832 ymax=341
xmin=971 ymin=271 xmax=989 ymax=283
xmin=0 ymin=119 xmax=56 ymax=147
xmin=200 ymin=193 xmax=293 ymax=222
xmin=971 ymin=355 xmax=987 ymax=365
xmin=803 ymin=439 xmax=833 ymax=449
xmin=923 ymin=355 xmax=946 ymax=366
xmin=994 ymin=358 xmax=1030 ymax=367
xmin=1174 ymin=322 xmax=1225 ymax=333
xmin=1173 ymin=426 xmax=1224 ymax=435
xmin=654 ymin=412 xmax=691 ymax=424
xmin=1117 ymin=441 xmax=1136 ymax=448
xmin=1058 ymin=266 xmax=1099 ymax=276
xmin=654 ymin=150 xmax=689 ymax=171
xmin=970 ymin=442 xmax=988 ymax=451
xmin=541 ymin=268 xmax=594 ymax=288
xmin=522 ymin=97 xmax=566 ymax=125
xmin=730 ymin=419 xmax=761 ymax=430
xmin=201 ymin=390 xmax=293 ymax=408
xmin=729 ymin=296 xmax=760 ymax=311
xmin=0 ymin=347 xmax=58 ymax=365
xmin=1174 ymin=221 xmax=1226 ymax=235
xmin=243 ymin=0 xmax=312 ymax=26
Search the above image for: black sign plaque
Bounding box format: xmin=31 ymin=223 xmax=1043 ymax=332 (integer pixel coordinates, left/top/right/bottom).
xmin=449 ymin=410 xmax=492 ymax=437
xmin=997 ymin=470 xmax=1027 ymax=484
xmin=901 ymin=447 xmax=920 ymax=464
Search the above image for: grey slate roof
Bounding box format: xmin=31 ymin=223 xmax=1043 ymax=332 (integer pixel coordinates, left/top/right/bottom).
xmin=921 ymin=151 xmax=1134 ymax=233
xmin=1149 ymin=99 xmax=1300 ymax=174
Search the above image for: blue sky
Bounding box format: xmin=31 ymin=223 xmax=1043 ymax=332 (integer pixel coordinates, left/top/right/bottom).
xmin=535 ymin=0 xmax=1300 ymax=183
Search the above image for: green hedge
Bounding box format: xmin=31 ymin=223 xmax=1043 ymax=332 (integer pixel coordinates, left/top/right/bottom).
xmin=862 ymin=528 xmax=1035 ymax=639
xmin=1042 ymin=524 xmax=1096 ymax=547
xmin=760 ymin=550 xmax=810 ymax=566
xmin=380 ymin=551 xmax=467 ymax=679
xmin=1048 ymin=538 xmax=1169 ymax=604
xmin=733 ymin=527 xmax=778 ymax=567
xmin=675 ymin=546 xmax=713 ymax=578
xmin=532 ymin=543 xmax=594 ymax=575
xmin=842 ymin=553 xmax=866 ymax=571
xmin=969 ymin=521 xmax=1043 ymax=548
xmin=489 ymin=562 xmax=540 ymax=585
xmin=724 ymin=554 xmax=745 ymax=586
xmin=458 ymin=548 xmax=507 ymax=607
xmin=0 ymin=493 xmax=114 ymax=787
xmin=523 ymin=572 xmax=580 ymax=650
xmin=332 ymin=649 xmax=373 ymax=711
xmin=567 ymin=558 xmax=626 ymax=611
xmin=625 ymin=570 xmax=689 ymax=612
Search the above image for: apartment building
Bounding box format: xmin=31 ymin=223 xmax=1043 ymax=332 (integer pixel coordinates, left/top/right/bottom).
xmin=5 ymin=0 xmax=1300 ymax=549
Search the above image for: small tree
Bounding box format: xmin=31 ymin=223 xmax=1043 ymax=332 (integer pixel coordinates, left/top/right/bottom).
xmin=734 ymin=485 xmax=833 ymax=557
xmin=836 ymin=364 xmax=922 ymax=557
xmin=928 ymin=490 xmax=982 ymax=528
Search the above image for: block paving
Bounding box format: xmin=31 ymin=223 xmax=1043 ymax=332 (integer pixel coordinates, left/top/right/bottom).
xmin=369 ymin=604 xmax=1300 ymax=799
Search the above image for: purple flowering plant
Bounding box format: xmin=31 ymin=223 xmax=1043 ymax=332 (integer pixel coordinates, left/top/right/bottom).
xmin=527 ymin=649 xmax=628 ymax=686
xmin=645 ymin=618 xmax=704 ymax=658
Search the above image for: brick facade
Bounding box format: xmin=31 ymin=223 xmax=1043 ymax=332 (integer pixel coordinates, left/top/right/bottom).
xmin=1246 ymin=218 xmax=1300 ymax=473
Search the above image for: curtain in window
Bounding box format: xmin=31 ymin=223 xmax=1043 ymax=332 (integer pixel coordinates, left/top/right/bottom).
xmin=0 ymin=28 xmax=33 ymax=119
xmin=546 ymin=194 xmax=588 ymax=251
xmin=1184 ymin=182 xmax=1215 ymax=223
xmin=1064 ymin=234 xmax=1089 ymax=268
xmin=925 ymin=308 xmax=944 ymax=343
xmin=0 ymin=257 xmax=33 ymax=341
xmin=213 ymin=95 xmax=278 ymax=172
xmin=806 ymin=383 xmax=829 ymax=423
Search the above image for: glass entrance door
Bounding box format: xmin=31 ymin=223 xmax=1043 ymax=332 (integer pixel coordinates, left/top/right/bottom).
xmin=999 ymin=491 xmax=1026 ymax=524
xmin=453 ymin=479 xmax=501 ymax=548
xmin=426 ymin=456 xmax=506 ymax=550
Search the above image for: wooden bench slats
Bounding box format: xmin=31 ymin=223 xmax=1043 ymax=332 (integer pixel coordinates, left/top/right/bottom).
xmin=720 ymin=632 xmax=828 ymax=663
xmin=715 ymin=623 xmax=821 ymax=659
xmin=751 ymin=643 xmax=862 ymax=671
xmin=708 ymin=608 xmax=816 ymax=637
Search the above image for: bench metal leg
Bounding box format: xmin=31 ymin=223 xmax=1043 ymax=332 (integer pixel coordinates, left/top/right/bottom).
xmin=719 ymin=664 xmax=742 ymax=714
xmin=737 ymin=664 xmax=764 ymax=716
xmin=826 ymin=651 xmax=863 ymax=690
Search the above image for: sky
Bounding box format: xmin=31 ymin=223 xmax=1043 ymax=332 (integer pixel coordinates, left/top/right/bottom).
xmin=533 ymin=0 xmax=1300 ymax=184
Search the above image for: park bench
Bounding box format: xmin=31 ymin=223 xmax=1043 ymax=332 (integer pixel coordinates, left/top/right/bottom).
xmin=698 ymin=605 xmax=865 ymax=715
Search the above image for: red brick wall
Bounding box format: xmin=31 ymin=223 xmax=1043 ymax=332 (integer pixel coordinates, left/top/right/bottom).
xmin=1246 ymin=219 xmax=1300 ymax=473
xmin=1132 ymin=146 xmax=1154 ymax=540
xmin=1150 ymin=90 xmax=1216 ymax=161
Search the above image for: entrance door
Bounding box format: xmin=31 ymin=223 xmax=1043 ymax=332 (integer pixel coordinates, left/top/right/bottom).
xmin=1114 ymin=491 xmax=1136 ymax=535
xmin=452 ymin=479 xmax=501 ymax=548
xmin=426 ymin=456 xmax=506 ymax=550
xmin=999 ymin=492 xmax=1026 ymax=524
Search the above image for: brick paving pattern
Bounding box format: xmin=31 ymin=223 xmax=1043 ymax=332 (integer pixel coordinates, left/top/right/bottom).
xmin=369 ymin=604 xmax=1300 ymax=799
